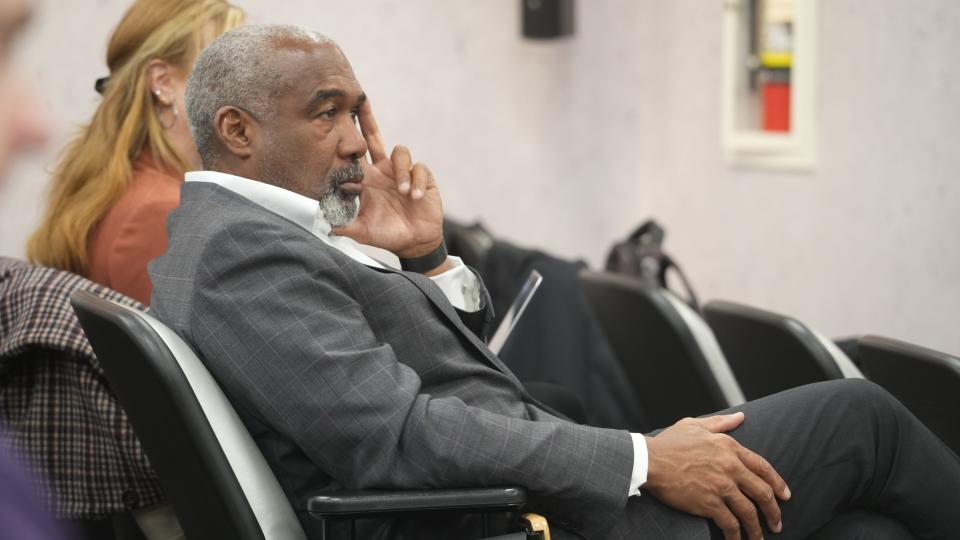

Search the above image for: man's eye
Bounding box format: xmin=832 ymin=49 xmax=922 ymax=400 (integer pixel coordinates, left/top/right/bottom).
xmin=319 ymin=108 xmax=336 ymax=119
xmin=350 ymin=110 xmax=359 ymax=124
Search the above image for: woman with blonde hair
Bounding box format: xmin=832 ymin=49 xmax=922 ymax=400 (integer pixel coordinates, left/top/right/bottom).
xmin=28 ymin=0 xmax=244 ymax=306
xmin=21 ymin=2 xmax=243 ymax=539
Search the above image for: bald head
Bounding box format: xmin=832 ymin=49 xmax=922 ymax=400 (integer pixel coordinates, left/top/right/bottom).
xmin=185 ymin=24 xmax=335 ymax=168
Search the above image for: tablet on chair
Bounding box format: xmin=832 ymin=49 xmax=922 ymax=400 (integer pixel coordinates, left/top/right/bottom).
xmin=487 ymin=270 xmax=543 ymax=355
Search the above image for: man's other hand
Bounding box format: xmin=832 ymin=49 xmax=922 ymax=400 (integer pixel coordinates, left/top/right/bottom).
xmin=644 ymin=412 xmax=791 ymax=540
xmin=332 ymin=99 xmax=444 ymax=261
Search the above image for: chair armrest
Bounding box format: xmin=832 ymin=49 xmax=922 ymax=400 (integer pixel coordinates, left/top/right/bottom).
xmin=306 ymin=487 xmax=526 ymax=518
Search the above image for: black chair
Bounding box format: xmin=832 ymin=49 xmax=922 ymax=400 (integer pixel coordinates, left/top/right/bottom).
xmin=858 ymin=335 xmax=960 ymax=455
xmin=578 ymin=270 xmax=744 ymax=430
xmin=703 ymin=300 xmax=863 ymax=401
xmin=70 ymin=291 xmax=548 ymax=540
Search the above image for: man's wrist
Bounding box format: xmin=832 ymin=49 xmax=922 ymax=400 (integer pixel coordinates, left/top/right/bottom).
xmin=420 ymin=257 xmax=454 ymax=277
xmin=399 ymin=240 xmax=448 ymax=273
xmin=643 ymin=435 xmax=663 ymax=491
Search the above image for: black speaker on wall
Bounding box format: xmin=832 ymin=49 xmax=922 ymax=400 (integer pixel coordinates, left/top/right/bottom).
xmin=522 ymin=0 xmax=575 ymax=39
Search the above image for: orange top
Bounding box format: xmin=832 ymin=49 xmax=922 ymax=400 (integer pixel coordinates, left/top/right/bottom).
xmin=87 ymin=151 xmax=181 ymax=305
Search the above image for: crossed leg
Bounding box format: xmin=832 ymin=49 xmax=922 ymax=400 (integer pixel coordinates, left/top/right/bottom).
xmin=605 ymin=379 xmax=960 ymax=540
xmin=809 ymin=510 xmax=916 ymax=540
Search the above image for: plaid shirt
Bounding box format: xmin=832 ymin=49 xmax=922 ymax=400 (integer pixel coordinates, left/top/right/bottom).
xmin=0 ymin=257 xmax=164 ymax=519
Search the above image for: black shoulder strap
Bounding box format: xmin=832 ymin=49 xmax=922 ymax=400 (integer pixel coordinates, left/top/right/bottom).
xmin=659 ymin=254 xmax=701 ymax=313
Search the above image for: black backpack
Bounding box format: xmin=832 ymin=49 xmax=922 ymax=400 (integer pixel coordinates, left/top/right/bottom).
xmin=605 ymin=220 xmax=701 ymax=312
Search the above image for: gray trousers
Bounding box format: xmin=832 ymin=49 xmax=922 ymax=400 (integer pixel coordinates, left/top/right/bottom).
xmin=596 ymin=379 xmax=960 ymax=540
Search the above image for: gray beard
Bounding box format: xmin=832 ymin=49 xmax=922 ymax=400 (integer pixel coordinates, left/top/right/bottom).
xmin=319 ymin=190 xmax=359 ymax=227
xmin=317 ymin=160 xmax=363 ymax=227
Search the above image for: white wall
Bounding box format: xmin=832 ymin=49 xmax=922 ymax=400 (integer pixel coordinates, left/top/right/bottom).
xmin=1 ymin=0 xmax=957 ymax=353
xmin=630 ymin=0 xmax=960 ymax=355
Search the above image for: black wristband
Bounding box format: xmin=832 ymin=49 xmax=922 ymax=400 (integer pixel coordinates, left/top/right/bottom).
xmin=399 ymin=240 xmax=448 ymax=273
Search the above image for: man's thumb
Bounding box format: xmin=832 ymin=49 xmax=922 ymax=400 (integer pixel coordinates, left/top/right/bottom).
xmin=697 ymin=411 xmax=745 ymax=433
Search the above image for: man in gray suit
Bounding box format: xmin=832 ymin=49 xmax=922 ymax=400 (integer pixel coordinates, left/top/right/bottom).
xmin=149 ymin=25 xmax=960 ymax=540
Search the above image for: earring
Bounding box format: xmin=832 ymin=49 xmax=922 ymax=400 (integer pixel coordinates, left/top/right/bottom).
xmin=153 ymin=90 xmax=178 ymax=129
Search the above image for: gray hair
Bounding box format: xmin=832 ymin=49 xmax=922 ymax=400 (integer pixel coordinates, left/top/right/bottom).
xmin=185 ymin=24 xmax=333 ymax=167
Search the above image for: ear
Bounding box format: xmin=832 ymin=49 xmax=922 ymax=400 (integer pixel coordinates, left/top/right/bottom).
xmin=146 ymin=59 xmax=175 ymax=105
xmin=213 ymin=106 xmax=258 ymax=160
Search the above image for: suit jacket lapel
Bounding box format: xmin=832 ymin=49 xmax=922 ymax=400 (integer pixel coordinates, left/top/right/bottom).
xmin=364 ymin=264 xmax=571 ymax=419
xmin=366 ymin=264 xmax=522 ymax=383
xmin=326 ymin=250 xmax=566 ymax=420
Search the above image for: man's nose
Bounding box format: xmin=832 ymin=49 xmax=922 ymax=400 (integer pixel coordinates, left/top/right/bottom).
xmin=338 ymin=118 xmax=367 ymax=160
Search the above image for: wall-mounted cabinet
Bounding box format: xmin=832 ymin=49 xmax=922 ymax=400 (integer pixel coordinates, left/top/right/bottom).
xmin=722 ymin=0 xmax=817 ymax=170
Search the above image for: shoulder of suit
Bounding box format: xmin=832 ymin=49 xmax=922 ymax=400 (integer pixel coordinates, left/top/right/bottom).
xmin=178 ymin=182 xmax=333 ymax=256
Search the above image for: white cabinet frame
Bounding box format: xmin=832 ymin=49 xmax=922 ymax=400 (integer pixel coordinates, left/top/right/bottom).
xmin=721 ymin=0 xmax=818 ymax=170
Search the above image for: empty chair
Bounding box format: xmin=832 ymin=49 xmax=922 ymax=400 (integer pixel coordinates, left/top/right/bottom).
xmin=858 ymin=335 xmax=960 ymax=455
xmin=578 ymin=270 xmax=744 ymax=431
xmin=70 ymin=291 xmax=545 ymax=540
xmin=704 ymin=300 xmax=862 ymax=401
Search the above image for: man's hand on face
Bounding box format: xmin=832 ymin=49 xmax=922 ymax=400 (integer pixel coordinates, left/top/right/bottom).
xmin=644 ymin=412 xmax=791 ymax=540
xmin=332 ymin=99 xmax=445 ymax=262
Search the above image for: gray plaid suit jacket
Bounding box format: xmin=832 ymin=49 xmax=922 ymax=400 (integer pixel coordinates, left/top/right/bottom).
xmin=149 ymin=182 xmax=706 ymax=539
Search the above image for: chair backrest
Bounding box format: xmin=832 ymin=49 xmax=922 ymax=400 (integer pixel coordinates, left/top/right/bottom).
xmin=578 ymin=270 xmax=744 ymax=429
xmin=70 ymin=291 xmax=306 ymax=540
xmin=858 ymin=335 xmax=960 ymax=454
xmin=703 ymin=300 xmax=862 ymax=401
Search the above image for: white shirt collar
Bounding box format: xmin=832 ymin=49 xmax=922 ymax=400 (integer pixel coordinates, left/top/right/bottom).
xmin=185 ymin=170 xmax=384 ymax=268
xmin=185 ymin=170 xmax=318 ymax=233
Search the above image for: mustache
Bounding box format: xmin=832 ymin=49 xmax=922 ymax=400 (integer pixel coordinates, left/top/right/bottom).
xmin=328 ymin=161 xmax=364 ymax=187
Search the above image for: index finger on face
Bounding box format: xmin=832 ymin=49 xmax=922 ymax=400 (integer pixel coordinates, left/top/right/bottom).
xmin=358 ymin=98 xmax=387 ymax=163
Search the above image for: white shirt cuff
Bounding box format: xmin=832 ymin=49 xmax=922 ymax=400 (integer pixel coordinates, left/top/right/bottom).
xmin=429 ymin=256 xmax=482 ymax=312
xmin=628 ymin=433 xmax=649 ymax=497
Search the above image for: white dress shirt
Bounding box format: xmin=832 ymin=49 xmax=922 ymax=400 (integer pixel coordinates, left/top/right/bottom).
xmin=184 ymin=170 xmax=648 ymax=498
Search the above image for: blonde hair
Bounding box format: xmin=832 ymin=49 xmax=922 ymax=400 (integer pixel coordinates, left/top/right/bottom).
xmin=27 ymin=0 xmax=244 ymax=274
